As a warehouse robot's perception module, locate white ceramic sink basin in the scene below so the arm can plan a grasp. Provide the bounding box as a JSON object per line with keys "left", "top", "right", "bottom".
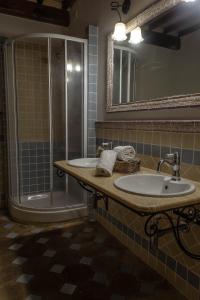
{"left": 114, "top": 174, "right": 195, "bottom": 197}
{"left": 68, "top": 158, "right": 99, "bottom": 168}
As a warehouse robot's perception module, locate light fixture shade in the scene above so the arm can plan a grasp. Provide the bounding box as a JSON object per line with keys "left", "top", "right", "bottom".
{"left": 112, "top": 22, "right": 127, "bottom": 41}
{"left": 129, "top": 27, "right": 144, "bottom": 44}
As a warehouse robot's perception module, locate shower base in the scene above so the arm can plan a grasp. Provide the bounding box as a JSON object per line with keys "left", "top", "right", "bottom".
{"left": 9, "top": 191, "right": 88, "bottom": 223}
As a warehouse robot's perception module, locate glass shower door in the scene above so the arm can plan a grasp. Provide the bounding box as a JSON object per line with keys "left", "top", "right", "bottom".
{"left": 51, "top": 38, "right": 86, "bottom": 209}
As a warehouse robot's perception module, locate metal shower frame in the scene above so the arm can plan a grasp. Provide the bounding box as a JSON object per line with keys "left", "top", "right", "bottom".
{"left": 4, "top": 33, "right": 88, "bottom": 207}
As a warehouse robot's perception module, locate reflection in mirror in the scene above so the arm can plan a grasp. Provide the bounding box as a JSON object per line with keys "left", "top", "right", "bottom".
{"left": 113, "top": 45, "right": 136, "bottom": 105}
{"left": 111, "top": 0, "right": 200, "bottom": 107}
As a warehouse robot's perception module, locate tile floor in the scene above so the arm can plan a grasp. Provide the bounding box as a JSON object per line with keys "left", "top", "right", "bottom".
{"left": 0, "top": 211, "right": 186, "bottom": 300}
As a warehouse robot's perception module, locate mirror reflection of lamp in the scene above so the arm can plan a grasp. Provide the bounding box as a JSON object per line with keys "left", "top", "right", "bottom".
{"left": 67, "top": 63, "right": 73, "bottom": 72}
{"left": 129, "top": 27, "right": 144, "bottom": 44}
{"left": 75, "top": 65, "right": 81, "bottom": 72}
{"left": 111, "top": 0, "right": 131, "bottom": 41}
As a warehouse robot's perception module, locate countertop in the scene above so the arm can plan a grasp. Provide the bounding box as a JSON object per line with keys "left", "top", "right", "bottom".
{"left": 54, "top": 160, "right": 200, "bottom": 214}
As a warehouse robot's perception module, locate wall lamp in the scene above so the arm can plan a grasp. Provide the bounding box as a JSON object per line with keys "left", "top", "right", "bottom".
{"left": 111, "top": 0, "right": 144, "bottom": 44}
{"left": 111, "top": 0, "right": 131, "bottom": 41}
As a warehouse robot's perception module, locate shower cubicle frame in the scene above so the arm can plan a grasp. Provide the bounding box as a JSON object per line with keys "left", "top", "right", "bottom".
{"left": 4, "top": 33, "right": 88, "bottom": 223}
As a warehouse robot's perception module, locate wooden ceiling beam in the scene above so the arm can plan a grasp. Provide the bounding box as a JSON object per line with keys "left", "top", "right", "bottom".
{"left": 142, "top": 29, "right": 181, "bottom": 50}
{"left": 0, "top": 0, "right": 73, "bottom": 27}
{"left": 179, "top": 23, "right": 200, "bottom": 37}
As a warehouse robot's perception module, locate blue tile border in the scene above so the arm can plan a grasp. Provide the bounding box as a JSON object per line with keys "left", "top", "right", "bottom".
{"left": 97, "top": 207, "right": 200, "bottom": 291}
{"left": 96, "top": 138, "right": 199, "bottom": 167}
{"left": 87, "top": 25, "right": 98, "bottom": 158}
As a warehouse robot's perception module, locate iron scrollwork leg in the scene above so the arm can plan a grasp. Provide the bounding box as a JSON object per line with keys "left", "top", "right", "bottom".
{"left": 56, "top": 169, "right": 65, "bottom": 178}
{"left": 144, "top": 206, "right": 200, "bottom": 260}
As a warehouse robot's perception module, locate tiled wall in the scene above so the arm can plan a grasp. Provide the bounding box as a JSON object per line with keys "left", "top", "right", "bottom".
{"left": 19, "top": 141, "right": 66, "bottom": 195}
{"left": 87, "top": 25, "right": 98, "bottom": 157}
{"left": 96, "top": 120, "right": 200, "bottom": 300}
{"left": 0, "top": 38, "right": 7, "bottom": 208}
{"left": 15, "top": 40, "right": 49, "bottom": 142}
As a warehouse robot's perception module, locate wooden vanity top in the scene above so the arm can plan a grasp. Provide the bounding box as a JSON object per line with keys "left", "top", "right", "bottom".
{"left": 54, "top": 160, "right": 200, "bottom": 214}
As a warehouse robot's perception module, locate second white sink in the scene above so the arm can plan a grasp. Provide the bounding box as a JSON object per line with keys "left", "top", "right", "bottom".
{"left": 68, "top": 158, "right": 99, "bottom": 168}
{"left": 114, "top": 173, "right": 195, "bottom": 197}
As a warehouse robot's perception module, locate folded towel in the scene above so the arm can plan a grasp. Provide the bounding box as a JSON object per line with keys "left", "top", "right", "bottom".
{"left": 113, "top": 146, "right": 136, "bottom": 162}
{"left": 95, "top": 150, "right": 117, "bottom": 177}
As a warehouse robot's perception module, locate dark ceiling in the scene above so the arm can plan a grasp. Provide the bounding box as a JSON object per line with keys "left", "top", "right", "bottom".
{"left": 141, "top": 1, "right": 200, "bottom": 50}
{"left": 0, "top": 0, "right": 77, "bottom": 27}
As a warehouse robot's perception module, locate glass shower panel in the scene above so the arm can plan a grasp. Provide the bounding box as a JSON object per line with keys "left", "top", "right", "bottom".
{"left": 67, "top": 40, "right": 86, "bottom": 208}
{"left": 51, "top": 39, "right": 86, "bottom": 208}
{"left": 67, "top": 40, "right": 85, "bottom": 207}
{"left": 51, "top": 38, "right": 67, "bottom": 207}
{"left": 14, "top": 38, "right": 50, "bottom": 207}
{"left": 5, "top": 43, "right": 19, "bottom": 203}
{"left": 67, "top": 40, "right": 84, "bottom": 160}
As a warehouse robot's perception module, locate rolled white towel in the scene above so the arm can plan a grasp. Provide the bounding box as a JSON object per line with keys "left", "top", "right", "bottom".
{"left": 113, "top": 146, "right": 136, "bottom": 162}
{"left": 95, "top": 150, "right": 117, "bottom": 177}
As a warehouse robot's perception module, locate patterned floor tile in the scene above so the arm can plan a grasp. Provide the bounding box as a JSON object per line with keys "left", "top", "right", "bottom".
{"left": 120, "top": 264, "right": 132, "bottom": 274}
{"left": 43, "top": 250, "right": 56, "bottom": 258}
{"left": 0, "top": 211, "right": 186, "bottom": 300}
{"left": 6, "top": 232, "right": 18, "bottom": 239}
{"left": 83, "top": 227, "right": 93, "bottom": 233}
{"left": 60, "top": 283, "right": 77, "bottom": 295}
{"left": 8, "top": 243, "right": 23, "bottom": 250}
{"left": 36, "top": 238, "right": 48, "bottom": 244}
{"left": 94, "top": 237, "right": 105, "bottom": 244}
{"left": 93, "top": 272, "right": 108, "bottom": 285}
{"left": 50, "top": 264, "right": 65, "bottom": 274}
{"left": 62, "top": 232, "right": 72, "bottom": 238}
{"left": 12, "top": 257, "right": 28, "bottom": 265}
{"left": 3, "top": 223, "right": 14, "bottom": 229}
{"left": 70, "top": 243, "right": 81, "bottom": 250}
{"left": 111, "top": 295, "right": 125, "bottom": 300}
{"left": 16, "top": 274, "right": 34, "bottom": 284}
{"left": 80, "top": 256, "right": 93, "bottom": 266}
{"left": 26, "top": 295, "right": 42, "bottom": 300}
{"left": 31, "top": 228, "right": 44, "bottom": 234}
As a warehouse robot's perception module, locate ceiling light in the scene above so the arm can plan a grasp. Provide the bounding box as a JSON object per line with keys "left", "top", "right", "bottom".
{"left": 182, "top": 0, "right": 195, "bottom": 2}
{"left": 112, "top": 22, "right": 127, "bottom": 41}
{"left": 129, "top": 27, "right": 144, "bottom": 44}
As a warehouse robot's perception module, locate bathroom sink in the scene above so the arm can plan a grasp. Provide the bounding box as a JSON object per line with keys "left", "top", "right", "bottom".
{"left": 68, "top": 158, "right": 99, "bottom": 168}
{"left": 114, "top": 174, "right": 195, "bottom": 197}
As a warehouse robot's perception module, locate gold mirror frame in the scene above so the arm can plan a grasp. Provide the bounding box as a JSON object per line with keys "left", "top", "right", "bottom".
{"left": 106, "top": 0, "right": 200, "bottom": 112}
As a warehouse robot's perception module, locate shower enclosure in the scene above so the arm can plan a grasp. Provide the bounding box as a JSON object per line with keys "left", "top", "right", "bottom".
{"left": 4, "top": 34, "right": 88, "bottom": 223}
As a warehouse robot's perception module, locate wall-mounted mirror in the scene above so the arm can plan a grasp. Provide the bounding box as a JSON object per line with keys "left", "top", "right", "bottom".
{"left": 107, "top": 0, "right": 200, "bottom": 112}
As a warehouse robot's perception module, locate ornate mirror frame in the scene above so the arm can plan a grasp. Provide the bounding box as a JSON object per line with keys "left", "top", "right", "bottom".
{"left": 107, "top": 0, "right": 200, "bottom": 112}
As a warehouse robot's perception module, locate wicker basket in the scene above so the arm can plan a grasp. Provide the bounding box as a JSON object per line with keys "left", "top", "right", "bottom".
{"left": 114, "top": 158, "right": 141, "bottom": 174}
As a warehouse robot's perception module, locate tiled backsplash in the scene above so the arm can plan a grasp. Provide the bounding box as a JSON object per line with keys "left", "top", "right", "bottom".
{"left": 96, "top": 121, "right": 200, "bottom": 182}
{"left": 96, "top": 120, "right": 200, "bottom": 300}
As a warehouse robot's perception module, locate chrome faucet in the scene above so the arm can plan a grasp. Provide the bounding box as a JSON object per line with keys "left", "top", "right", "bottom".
{"left": 157, "top": 152, "right": 181, "bottom": 181}
{"left": 96, "top": 142, "right": 113, "bottom": 157}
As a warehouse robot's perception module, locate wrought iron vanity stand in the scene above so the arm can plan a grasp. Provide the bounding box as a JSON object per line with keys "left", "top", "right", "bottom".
{"left": 56, "top": 168, "right": 200, "bottom": 260}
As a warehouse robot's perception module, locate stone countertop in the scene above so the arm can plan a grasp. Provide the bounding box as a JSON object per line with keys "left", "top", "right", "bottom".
{"left": 54, "top": 160, "right": 200, "bottom": 214}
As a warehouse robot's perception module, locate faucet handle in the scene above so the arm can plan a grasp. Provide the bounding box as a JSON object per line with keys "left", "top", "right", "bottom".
{"left": 101, "top": 142, "right": 112, "bottom": 150}
{"left": 165, "top": 152, "right": 180, "bottom": 162}
{"left": 165, "top": 153, "right": 174, "bottom": 159}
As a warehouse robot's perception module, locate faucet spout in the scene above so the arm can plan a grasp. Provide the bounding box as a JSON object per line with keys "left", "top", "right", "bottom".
{"left": 157, "top": 159, "right": 165, "bottom": 172}
{"left": 156, "top": 152, "right": 181, "bottom": 181}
